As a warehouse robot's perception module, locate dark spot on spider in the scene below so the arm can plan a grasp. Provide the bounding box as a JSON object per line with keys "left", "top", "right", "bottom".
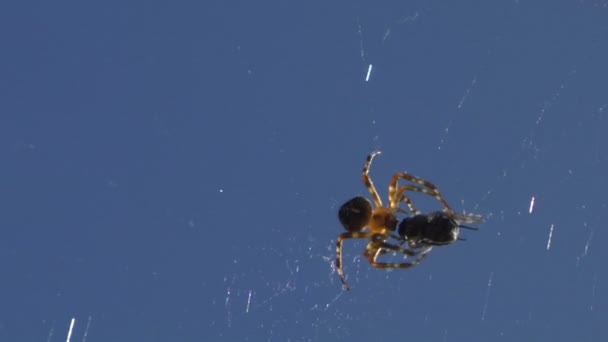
{"left": 398, "top": 211, "right": 459, "bottom": 246}
{"left": 338, "top": 196, "right": 372, "bottom": 232}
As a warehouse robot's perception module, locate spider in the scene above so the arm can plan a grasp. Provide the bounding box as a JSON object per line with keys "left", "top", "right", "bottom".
{"left": 335, "top": 151, "right": 481, "bottom": 290}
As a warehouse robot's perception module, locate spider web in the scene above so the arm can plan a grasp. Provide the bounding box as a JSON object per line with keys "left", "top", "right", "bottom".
{"left": 206, "top": 3, "right": 607, "bottom": 341}
{"left": 10, "top": 2, "right": 607, "bottom": 341}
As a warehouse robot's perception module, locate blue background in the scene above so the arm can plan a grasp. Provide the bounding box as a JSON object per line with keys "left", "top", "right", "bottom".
{"left": 1, "top": 1, "right": 607, "bottom": 341}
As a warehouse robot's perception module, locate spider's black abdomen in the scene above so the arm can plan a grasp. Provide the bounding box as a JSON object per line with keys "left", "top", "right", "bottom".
{"left": 398, "top": 211, "right": 459, "bottom": 246}
{"left": 397, "top": 214, "right": 428, "bottom": 239}
{"left": 338, "top": 196, "right": 372, "bottom": 232}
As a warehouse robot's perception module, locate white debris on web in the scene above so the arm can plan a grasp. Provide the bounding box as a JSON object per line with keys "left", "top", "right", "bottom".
{"left": 576, "top": 223, "right": 594, "bottom": 266}
{"left": 309, "top": 291, "right": 344, "bottom": 312}
{"left": 65, "top": 318, "right": 75, "bottom": 342}
{"left": 356, "top": 16, "right": 365, "bottom": 61}
{"left": 365, "top": 64, "right": 373, "bottom": 82}
{"left": 382, "top": 28, "right": 391, "bottom": 43}
{"left": 82, "top": 316, "right": 92, "bottom": 342}
{"left": 398, "top": 11, "right": 419, "bottom": 23}
{"left": 590, "top": 274, "right": 598, "bottom": 311}
{"left": 458, "top": 76, "right": 477, "bottom": 109}
{"left": 528, "top": 196, "right": 535, "bottom": 214}
{"left": 535, "top": 78, "right": 569, "bottom": 125}
{"left": 481, "top": 272, "right": 493, "bottom": 321}
{"left": 583, "top": 229, "right": 593, "bottom": 256}
{"left": 225, "top": 286, "right": 232, "bottom": 327}
{"left": 546, "top": 224, "right": 555, "bottom": 250}
{"left": 246, "top": 290, "right": 252, "bottom": 313}
{"left": 46, "top": 322, "right": 55, "bottom": 342}
{"left": 439, "top": 75, "right": 477, "bottom": 150}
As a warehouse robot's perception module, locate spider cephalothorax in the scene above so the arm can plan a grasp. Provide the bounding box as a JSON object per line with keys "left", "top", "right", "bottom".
{"left": 335, "top": 151, "right": 481, "bottom": 290}
{"left": 339, "top": 196, "right": 398, "bottom": 233}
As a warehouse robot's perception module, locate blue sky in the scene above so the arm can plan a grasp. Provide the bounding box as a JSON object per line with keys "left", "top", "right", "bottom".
{"left": 1, "top": 1, "right": 607, "bottom": 341}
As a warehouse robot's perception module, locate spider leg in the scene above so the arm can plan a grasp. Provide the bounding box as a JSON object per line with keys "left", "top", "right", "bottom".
{"left": 394, "top": 192, "right": 421, "bottom": 214}
{"left": 395, "top": 207, "right": 409, "bottom": 215}
{"left": 362, "top": 151, "right": 383, "bottom": 208}
{"left": 364, "top": 235, "right": 430, "bottom": 269}
{"left": 370, "top": 240, "right": 419, "bottom": 257}
{"left": 388, "top": 168, "right": 401, "bottom": 208}
{"left": 366, "top": 244, "right": 430, "bottom": 270}
{"left": 389, "top": 172, "right": 444, "bottom": 211}
{"left": 395, "top": 184, "right": 483, "bottom": 223}
{"left": 335, "top": 231, "right": 378, "bottom": 290}
{"left": 393, "top": 180, "right": 454, "bottom": 213}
